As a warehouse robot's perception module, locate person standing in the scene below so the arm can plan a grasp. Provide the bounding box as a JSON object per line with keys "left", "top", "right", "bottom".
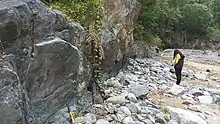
{"left": 172, "top": 49, "right": 185, "bottom": 85}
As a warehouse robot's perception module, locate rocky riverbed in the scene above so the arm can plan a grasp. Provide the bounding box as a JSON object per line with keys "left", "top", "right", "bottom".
{"left": 162, "top": 49, "right": 220, "bottom": 65}
{"left": 54, "top": 50, "right": 220, "bottom": 124}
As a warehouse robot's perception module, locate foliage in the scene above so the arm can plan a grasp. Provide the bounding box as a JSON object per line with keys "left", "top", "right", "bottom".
{"left": 110, "top": 121, "right": 122, "bottom": 124}
{"left": 182, "top": 3, "right": 213, "bottom": 35}
{"left": 41, "top": 0, "right": 105, "bottom": 36}
{"left": 209, "top": 0, "right": 220, "bottom": 27}
{"left": 73, "top": 110, "right": 83, "bottom": 119}
{"left": 135, "top": 0, "right": 220, "bottom": 49}
{"left": 159, "top": 103, "right": 170, "bottom": 122}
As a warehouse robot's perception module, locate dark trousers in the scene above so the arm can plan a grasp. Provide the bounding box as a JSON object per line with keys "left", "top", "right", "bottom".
{"left": 174, "top": 67, "right": 182, "bottom": 85}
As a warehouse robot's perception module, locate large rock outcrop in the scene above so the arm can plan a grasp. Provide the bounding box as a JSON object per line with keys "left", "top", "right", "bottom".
{"left": 0, "top": 0, "right": 141, "bottom": 123}
{"left": 0, "top": 55, "right": 23, "bottom": 124}
{"left": 26, "top": 38, "right": 81, "bottom": 123}
{"left": 0, "top": 0, "right": 90, "bottom": 123}
{"left": 101, "top": 0, "right": 140, "bottom": 76}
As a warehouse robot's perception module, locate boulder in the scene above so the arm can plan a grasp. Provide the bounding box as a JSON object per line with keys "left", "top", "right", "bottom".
{"left": 116, "top": 111, "right": 127, "bottom": 122}
{"left": 168, "top": 85, "right": 186, "bottom": 95}
{"left": 106, "top": 95, "right": 127, "bottom": 105}
{"left": 191, "top": 89, "right": 204, "bottom": 96}
{"left": 167, "top": 106, "right": 207, "bottom": 124}
{"left": 126, "top": 73, "right": 138, "bottom": 82}
{"left": 182, "top": 69, "right": 189, "bottom": 77}
{"left": 26, "top": 38, "right": 81, "bottom": 122}
{"left": 119, "top": 106, "right": 132, "bottom": 116}
{"left": 129, "top": 84, "right": 149, "bottom": 98}
{"left": 155, "top": 113, "right": 167, "bottom": 124}
{"left": 115, "top": 106, "right": 132, "bottom": 122}
{"left": 105, "top": 104, "right": 117, "bottom": 114}
{"left": 84, "top": 113, "right": 97, "bottom": 123}
{"left": 96, "top": 119, "right": 109, "bottom": 124}
{"left": 126, "top": 103, "right": 138, "bottom": 113}
{"left": 198, "top": 95, "right": 213, "bottom": 104}
{"left": 122, "top": 116, "right": 135, "bottom": 124}
{"left": 75, "top": 117, "right": 92, "bottom": 124}
{"left": 106, "top": 78, "right": 123, "bottom": 88}
{"left": 127, "top": 93, "right": 138, "bottom": 103}
{"left": 182, "top": 100, "right": 195, "bottom": 105}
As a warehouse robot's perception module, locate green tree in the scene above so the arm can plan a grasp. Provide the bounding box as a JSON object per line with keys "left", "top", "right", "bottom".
{"left": 134, "top": 0, "right": 218, "bottom": 49}
{"left": 41, "top": 0, "right": 105, "bottom": 31}
{"left": 181, "top": 3, "right": 213, "bottom": 35}
{"left": 135, "top": 0, "right": 182, "bottom": 48}
{"left": 209, "top": 0, "right": 220, "bottom": 27}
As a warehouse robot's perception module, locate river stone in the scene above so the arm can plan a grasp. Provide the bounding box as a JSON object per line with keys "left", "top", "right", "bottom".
{"left": 96, "top": 119, "right": 109, "bottom": 124}
{"left": 129, "top": 84, "right": 149, "bottom": 98}
{"left": 198, "top": 95, "right": 213, "bottom": 104}
{"left": 167, "top": 106, "right": 207, "bottom": 124}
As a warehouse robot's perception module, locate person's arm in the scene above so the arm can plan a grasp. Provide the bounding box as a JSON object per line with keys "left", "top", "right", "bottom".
{"left": 172, "top": 54, "right": 181, "bottom": 65}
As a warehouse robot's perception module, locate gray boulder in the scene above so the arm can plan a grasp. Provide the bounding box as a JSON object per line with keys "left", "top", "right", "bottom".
{"left": 119, "top": 106, "right": 132, "bottom": 116}
{"left": 167, "top": 106, "right": 207, "bottom": 124}
{"left": 26, "top": 38, "right": 80, "bottom": 122}
{"left": 126, "top": 103, "right": 138, "bottom": 113}
{"left": 106, "top": 95, "right": 127, "bottom": 105}
{"left": 96, "top": 119, "right": 109, "bottom": 124}
{"left": 129, "top": 84, "right": 149, "bottom": 98}
{"left": 106, "top": 78, "right": 123, "bottom": 88}
{"left": 122, "top": 116, "right": 135, "bottom": 124}
{"left": 127, "top": 93, "right": 138, "bottom": 103}
{"left": 168, "top": 85, "right": 186, "bottom": 95}
{"left": 84, "top": 113, "right": 97, "bottom": 123}
{"left": 198, "top": 95, "right": 213, "bottom": 104}
{"left": 75, "top": 117, "right": 92, "bottom": 124}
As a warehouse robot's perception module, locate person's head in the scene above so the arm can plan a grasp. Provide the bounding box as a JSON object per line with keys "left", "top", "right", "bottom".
{"left": 173, "top": 49, "right": 184, "bottom": 58}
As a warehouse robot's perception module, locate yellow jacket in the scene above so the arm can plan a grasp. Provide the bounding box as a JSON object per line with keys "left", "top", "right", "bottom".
{"left": 172, "top": 54, "right": 181, "bottom": 65}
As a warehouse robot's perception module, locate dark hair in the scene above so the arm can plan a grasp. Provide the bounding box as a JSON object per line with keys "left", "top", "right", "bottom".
{"left": 173, "top": 49, "right": 184, "bottom": 59}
